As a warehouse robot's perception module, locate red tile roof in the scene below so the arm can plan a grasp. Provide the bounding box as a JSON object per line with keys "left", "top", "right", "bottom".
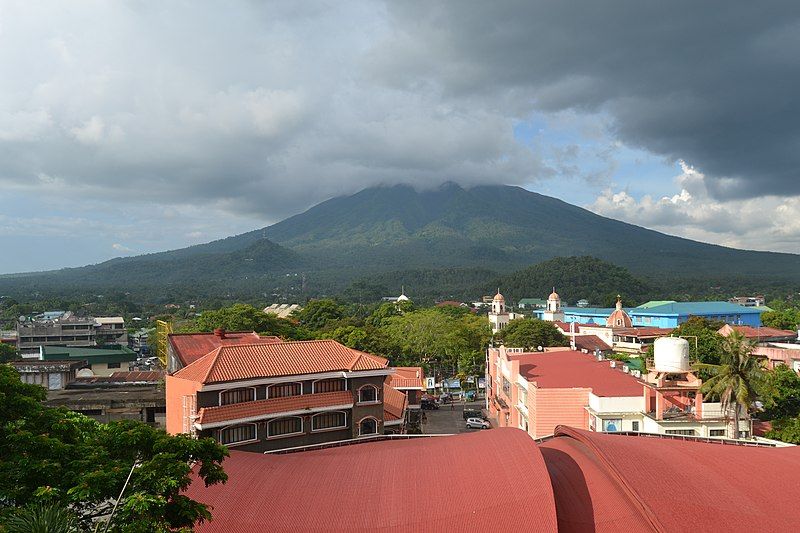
{"left": 516, "top": 350, "right": 643, "bottom": 396}
{"left": 383, "top": 384, "right": 407, "bottom": 422}
{"left": 173, "top": 339, "right": 389, "bottom": 384}
{"left": 573, "top": 335, "right": 612, "bottom": 353}
{"left": 720, "top": 324, "right": 796, "bottom": 339}
{"left": 169, "top": 331, "right": 282, "bottom": 366}
{"left": 184, "top": 429, "right": 558, "bottom": 532}
{"left": 196, "top": 391, "right": 353, "bottom": 427}
{"left": 388, "top": 366, "right": 426, "bottom": 389}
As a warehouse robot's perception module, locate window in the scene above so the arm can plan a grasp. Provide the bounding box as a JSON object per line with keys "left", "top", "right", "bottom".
{"left": 502, "top": 377, "right": 512, "bottom": 397}
{"left": 631, "top": 421, "right": 639, "bottom": 432}
{"left": 220, "top": 387, "right": 255, "bottom": 406}
{"left": 313, "top": 378, "right": 346, "bottom": 394}
{"left": 268, "top": 382, "right": 302, "bottom": 399}
{"left": 312, "top": 411, "right": 347, "bottom": 431}
{"left": 219, "top": 424, "right": 257, "bottom": 445}
{"left": 665, "top": 429, "right": 695, "bottom": 436}
{"left": 710, "top": 429, "right": 726, "bottom": 437}
{"left": 107, "top": 362, "right": 121, "bottom": 369}
{"left": 359, "top": 417, "right": 378, "bottom": 436}
{"left": 358, "top": 385, "right": 378, "bottom": 403}
{"left": 602, "top": 419, "right": 622, "bottom": 432}
{"left": 268, "top": 417, "right": 303, "bottom": 437}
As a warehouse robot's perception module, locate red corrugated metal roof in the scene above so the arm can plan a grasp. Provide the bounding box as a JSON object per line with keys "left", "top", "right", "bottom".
{"left": 184, "top": 428, "right": 558, "bottom": 532}
{"left": 544, "top": 426, "right": 800, "bottom": 531}
{"left": 173, "top": 339, "right": 389, "bottom": 384}
{"left": 197, "top": 391, "right": 353, "bottom": 426}
{"left": 516, "top": 350, "right": 643, "bottom": 397}
{"left": 169, "top": 331, "right": 282, "bottom": 366}
{"left": 382, "top": 384, "right": 407, "bottom": 421}
{"left": 724, "top": 325, "right": 796, "bottom": 339}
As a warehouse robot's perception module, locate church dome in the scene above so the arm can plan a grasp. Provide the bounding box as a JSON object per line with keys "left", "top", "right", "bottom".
{"left": 494, "top": 291, "right": 505, "bottom": 302}
{"left": 548, "top": 290, "right": 560, "bottom": 300}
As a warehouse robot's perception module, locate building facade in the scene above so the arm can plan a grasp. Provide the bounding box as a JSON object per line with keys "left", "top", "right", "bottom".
{"left": 166, "top": 339, "right": 406, "bottom": 452}
{"left": 39, "top": 344, "right": 138, "bottom": 377}
{"left": 486, "top": 344, "right": 746, "bottom": 440}
{"left": 16, "top": 312, "right": 126, "bottom": 355}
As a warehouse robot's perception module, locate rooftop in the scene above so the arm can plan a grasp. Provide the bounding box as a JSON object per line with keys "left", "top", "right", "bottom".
{"left": 168, "top": 331, "right": 282, "bottom": 367}
{"left": 613, "top": 326, "right": 675, "bottom": 337}
{"left": 182, "top": 426, "right": 800, "bottom": 532}
{"left": 573, "top": 335, "right": 612, "bottom": 353}
{"left": 388, "top": 366, "right": 425, "bottom": 390}
{"left": 630, "top": 301, "right": 765, "bottom": 316}
{"left": 383, "top": 383, "right": 407, "bottom": 422}
{"left": 512, "top": 350, "right": 643, "bottom": 397}
{"left": 719, "top": 324, "right": 796, "bottom": 339}
{"left": 40, "top": 345, "right": 137, "bottom": 364}
{"left": 172, "top": 339, "right": 389, "bottom": 384}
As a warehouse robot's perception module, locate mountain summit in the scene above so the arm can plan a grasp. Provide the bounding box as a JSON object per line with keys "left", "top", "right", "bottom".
{"left": 2, "top": 183, "right": 798, "bottom": 299}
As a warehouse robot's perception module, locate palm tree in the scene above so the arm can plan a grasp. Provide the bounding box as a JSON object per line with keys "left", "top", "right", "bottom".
{"left": 695, "top": 331, "right": 765, "bottom": 439}
{"left": 4, "top": 503, "right": 80, "bottom": 533}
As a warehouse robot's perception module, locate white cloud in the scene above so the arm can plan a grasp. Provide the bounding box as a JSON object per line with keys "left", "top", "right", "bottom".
{"left": 589, "top": 161, "right": 800, "bottom": 252}
{"left": 111, "top": 243, "right": 132, "bottom": 253}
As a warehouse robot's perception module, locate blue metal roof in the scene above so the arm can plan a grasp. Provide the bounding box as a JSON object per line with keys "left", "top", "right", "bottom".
{"left": 560, "top": 307, "right": 617, "bottom": 315}
{"left": 629, "top": 301, "right": 764, "bottom": 316}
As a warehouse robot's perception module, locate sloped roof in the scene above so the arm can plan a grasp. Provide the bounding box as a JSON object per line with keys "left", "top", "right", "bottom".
{"left": 719, "top": 324, "right": 796, "bottom": 339}
{"left": 515, "top": 350, "right": 643, "bottom": 397}
{"left": 40, "top": 345, "right": 137, "bottom": 364}
{"left": 613, "top": 327, "right": 675, "bottom": 337}
{"left": 383, "top": 384, "right": 407, "bottom": 422}
{"left": 630, "top": 301, "right": 764, "bottom": 316}
{"left": 173, "top": 339, "right": 389, "bottom": 384}
{"left": 169, "top": 331, "right": 282, "bottom": 367}
{"left": 182, "top": 426, "right": 800, "bottom": 532}
{"left": 388, "top": 366, "right": 425, "bottom": 389}
{"left": 635, "top": 300, "right": 677, "bottom": 309}
{"left": 184, "top": 429, "right": 558, "bottom": 532}
{"left": 196, "top": 391, "right": 353, "bottom": 427}
{"left": 573, "top": 335, "right": 612, "bottom": 353}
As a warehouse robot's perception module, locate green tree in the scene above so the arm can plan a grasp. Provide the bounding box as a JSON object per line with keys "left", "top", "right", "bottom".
{"left": 761, "top": 309, "right": 800, "bottom": 330}
{"left": 758, "top": 365, "right": 800, "bottom": 420}
{"left": 0, "top": 342, "right": 18, "bottom": 362}
{"left": 0, "top": 365, "right": 228, "bottom": 531}
{"left": 193, "top": 303, "right": 289, "bottom": 336}
{"left": 695, "top": 331, "right": 765, "bottom": 438}
{"left": 293, "top": 299, "right": 345, "bottom": 331}
{"left": 671, "top": 316, "right": 724, "bottom": 366}
{"left": 4, "top": 502, "right": 80, "bottom": 533}
{"left": 498, "top": 319, "right": 569, "bottom": 350}
{"left": 766, "top": 416, "right": 800, "bottom": 444}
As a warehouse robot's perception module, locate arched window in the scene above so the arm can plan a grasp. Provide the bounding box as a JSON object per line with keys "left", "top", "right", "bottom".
{"left": 359, "top": 417, "right": 378, "bottom": 436}
{"left": 218, "top": 423, "right": 257, "bottom": 446}
{"left": 219, "top": 387, "right": 256, "bottom": 406}
{"left": 267, "top": 416, "right": 303, "bottom": 438}
{"left": 358, "top": 385, "right": 379, "bottom": 404}
{"left": 267, "top": 382, "right": 302, "bottom": 399}
{"left": 312, "top": 411, "right": 347, "bottom": 431}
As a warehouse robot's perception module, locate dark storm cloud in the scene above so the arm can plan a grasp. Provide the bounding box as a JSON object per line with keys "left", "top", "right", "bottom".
{"left": 373, "top": 1, "right": 800, "bottom": 199}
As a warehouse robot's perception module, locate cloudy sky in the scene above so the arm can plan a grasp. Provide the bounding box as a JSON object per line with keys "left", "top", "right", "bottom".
{"left": 1, "top": 1, "right": 799, "bottom": 273}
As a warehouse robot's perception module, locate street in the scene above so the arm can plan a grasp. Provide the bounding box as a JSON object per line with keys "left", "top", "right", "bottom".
{"left": 420, "top": 400, "right": 491, "bottom": 435}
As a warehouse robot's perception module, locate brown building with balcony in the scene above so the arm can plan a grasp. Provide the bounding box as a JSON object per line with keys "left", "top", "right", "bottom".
{"left": 165, "top": 339, "right": 406, "bottom": 452}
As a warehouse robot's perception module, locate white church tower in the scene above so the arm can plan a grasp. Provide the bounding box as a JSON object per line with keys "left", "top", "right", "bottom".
{"left": 542, "top": 288, "right": 564, "bottom": 322}
{"left": 488, "top": 290, "right": 510, "bottom": 333}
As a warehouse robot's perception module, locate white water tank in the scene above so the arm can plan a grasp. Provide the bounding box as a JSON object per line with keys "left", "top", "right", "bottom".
{"left": 653, "top": 337, "right": 690, "bottom": 372}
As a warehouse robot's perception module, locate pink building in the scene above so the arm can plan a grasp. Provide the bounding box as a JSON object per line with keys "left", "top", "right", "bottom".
{"left": 487, "top": 343, "right": 746, "bottom": 439}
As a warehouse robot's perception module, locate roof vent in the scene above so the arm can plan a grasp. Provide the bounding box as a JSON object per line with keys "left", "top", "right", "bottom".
{"left": 214, "top": 328, "right": 226, "bottom": 339}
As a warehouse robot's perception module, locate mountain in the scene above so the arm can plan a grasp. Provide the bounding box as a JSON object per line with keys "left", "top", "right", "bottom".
{"left": 2, "top": 183, "right": 800, "bottom": 301}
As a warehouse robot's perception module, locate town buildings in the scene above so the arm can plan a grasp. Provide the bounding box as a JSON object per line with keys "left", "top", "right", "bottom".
{"left": 532, "top": 292, "right": 765, "bottom": 327}
{"left": 729, "top": 295, "right": 766, "bottom": 307}
{"left": 486, "top": 338, "right": 747, "bottom": 439}
{"left": 39, "top": 344, "right": 138, "bottom": 377}
{"left": 15, "top": 311, "right": 127, "bottom": 355}
{"left": 165, "top": 338, "right": 407, "bottom": 452}
{"left": 181, "top": 427, "right": 800, "bottom": 532}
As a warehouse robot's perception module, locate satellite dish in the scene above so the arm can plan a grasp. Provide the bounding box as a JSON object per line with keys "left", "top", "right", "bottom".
{"left": 537, "top": 345, "right": 543, "bottom": 352}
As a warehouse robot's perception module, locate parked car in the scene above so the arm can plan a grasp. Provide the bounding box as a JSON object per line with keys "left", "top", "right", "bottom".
{"left": 463, "top": 409, "right": 485, "bottom": 421}
{"left": 421, "top": 399, "right": 439, "bottom": 410}
{"left": 466, "top": 417, "right": 491, "bottom": 429}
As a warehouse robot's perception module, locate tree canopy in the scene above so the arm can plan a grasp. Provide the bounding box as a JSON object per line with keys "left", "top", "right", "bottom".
{"left": 0, "top": 365, "right": 228, "bottom": 532}
{"left": 193, "top": 303, "right": 293, "bottom": 337}
{"left": 497, "top": 319, "right": 569, "bottom": 351}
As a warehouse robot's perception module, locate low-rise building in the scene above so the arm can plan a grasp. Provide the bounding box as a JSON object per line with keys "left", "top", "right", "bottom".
{"left": 94, "top": 316, "right": 128, "bottom": 345}
{"left": 486, "top": 338, "right": 746, "bottom": 440}
{"left": 263, "top": 303, "right": 303, "bottom": 318}
{"left": 165, "top": 339, "right": 405, "bottom": 452}
{"left": 39, "top": 345, "right": 138, "bottom": 377}
{"left": 10, "top": 359, "right": 85, "bottom": 390}
{"left": 16, "top": 312, "right": 98, "bottom": 355}
{"left": 718, "top": 324, "right": 797, "bottom": 344}
{"left": 167, "top": 329, "right": 282, "bottom": 373}
{"left": 729, "top": 295, "right": 766, "bottom": 307}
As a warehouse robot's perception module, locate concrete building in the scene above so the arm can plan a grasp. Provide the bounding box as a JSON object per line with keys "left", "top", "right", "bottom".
{"left": 730, "top": 295, "right": 766, "bottom": 307}
{"left": 39, "top": 345, "right": 138, "bottom": 377}
{"left": 10, "top": 360, "right": 85, "bottom": 390}
{"left": 534, "top": 295, "right": 766, "bottom": 328}
{"left": 165, "top": 339, "right": 407, "bottom": 452}
{"left": 718, "top": 324, "right": 797, "bottom": 344}
{"left": 517, "top": 298, "right": 547, "bottom": 309}
{"left": 486, "top": 339, "right": 746, "bottom": 440}
{"left": 487, "top": 291, "right": 522, "bottom": 333}
{"left": 15, "top": 312, "right": 126, "bottom": 356}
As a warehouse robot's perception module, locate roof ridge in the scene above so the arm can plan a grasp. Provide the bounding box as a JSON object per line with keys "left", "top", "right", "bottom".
{"left": 553, "top": 426, "right": 665, "bottom": 532}
{"left": 202, "top": 346, "right": 225, "bottom": 383}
